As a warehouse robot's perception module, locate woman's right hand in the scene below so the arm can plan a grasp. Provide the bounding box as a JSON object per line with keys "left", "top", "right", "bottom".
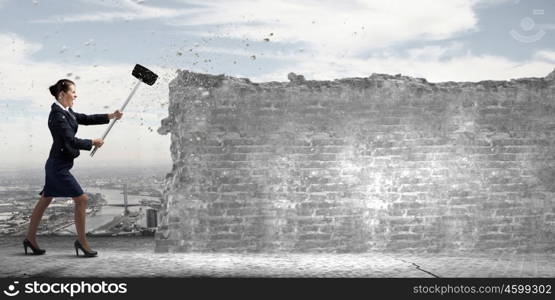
{"left": 92, "top": 138, "right": 104, "bottom": 148}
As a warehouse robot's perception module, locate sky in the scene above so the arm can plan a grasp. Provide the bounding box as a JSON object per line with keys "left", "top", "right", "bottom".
{"left": 0, "top": 0, "right": 553, "bottom": 171}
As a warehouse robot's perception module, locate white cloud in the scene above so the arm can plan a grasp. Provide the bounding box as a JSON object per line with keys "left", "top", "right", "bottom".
{"left": 472, "top": 0, "right": 514, "bottom": 7}
{"left": 31, "top": 0, "right": 197, "bottom": 23}
{"left": 30, "top": 0, "right": 485, "bottom": 56}
{"left": 0, "top": 33, "right": 172, "bottom": 169}
{"left": 192, "top": 45, "right": 307, "bottom": 61}
{"left": 406, "top": 42, "right": 465, "bottom": 61}
{"left": 535, "top": 50, "right": 555, "bottom": 62}
{"left": 195, "top": 41, "right": 553, "bottom": 83}
{"left": 250, "top": 47, "right": 555, "bottom": 83}
{"left": 0, "top": 32, "right": 42, "bottom": 61}
{"left": 169, "top": 0, "right": 480, "bottom": 56}
{"left": 185, "top": 39, "right": 553, "bottom": 83}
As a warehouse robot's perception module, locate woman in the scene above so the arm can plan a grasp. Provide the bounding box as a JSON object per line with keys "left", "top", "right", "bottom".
{"left": 23, "top": 79, "right": 123, "bottom": 257}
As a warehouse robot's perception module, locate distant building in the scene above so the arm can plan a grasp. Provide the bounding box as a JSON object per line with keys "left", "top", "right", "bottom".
{"left": 123, "top": 184, "right": 129, "bottom": 215}
{"left": 146, "top": 209, "right": 157, "bottom": 228}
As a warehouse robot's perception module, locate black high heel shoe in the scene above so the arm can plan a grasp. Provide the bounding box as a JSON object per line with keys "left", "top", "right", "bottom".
{"left": 23, "top": 238, "right": 46, "bottom": 255}
{"left": 74, "top": 240, "right": 97, "bottom": 257}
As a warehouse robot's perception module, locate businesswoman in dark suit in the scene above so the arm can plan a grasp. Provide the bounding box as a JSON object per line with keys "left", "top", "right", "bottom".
{"left": 24, "top": 79, "right": 123, "bottom": 257}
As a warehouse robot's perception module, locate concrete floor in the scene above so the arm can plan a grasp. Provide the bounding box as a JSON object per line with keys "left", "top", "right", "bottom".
{"left": 1, "top": 236, "right": 553, "bottom": 278}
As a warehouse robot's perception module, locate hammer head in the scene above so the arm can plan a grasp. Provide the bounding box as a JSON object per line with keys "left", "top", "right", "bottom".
{"left": 132, "top": 64, "right": 158, "bottom": 86}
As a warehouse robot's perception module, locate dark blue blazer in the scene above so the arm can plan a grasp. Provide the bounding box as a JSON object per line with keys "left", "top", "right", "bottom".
{"left": 48, "top": 103, "right": 109, "bottom": 161}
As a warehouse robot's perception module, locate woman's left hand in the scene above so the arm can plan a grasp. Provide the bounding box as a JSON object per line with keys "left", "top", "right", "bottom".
{"left": 110, "top": 109, "right": 123, "bottom": 120}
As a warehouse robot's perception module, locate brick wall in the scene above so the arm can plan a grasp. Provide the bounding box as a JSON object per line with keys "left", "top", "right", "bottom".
{"left": 155, "top": 70, "right": 555, "bottom": 253}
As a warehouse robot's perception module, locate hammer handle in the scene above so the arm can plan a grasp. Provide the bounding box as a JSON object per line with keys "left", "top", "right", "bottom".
{"left": 91, "top": 79, "right": 142, "bottom": 157}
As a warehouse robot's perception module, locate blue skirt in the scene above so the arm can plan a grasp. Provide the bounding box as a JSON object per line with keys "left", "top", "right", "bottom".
{"left": 39, "top": 157, "right": 84, "bottom": 197}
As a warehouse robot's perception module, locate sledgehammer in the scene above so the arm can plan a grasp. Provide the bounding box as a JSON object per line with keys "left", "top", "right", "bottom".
{"left": 90, "top": 64, "right": 158, "bottom": 157}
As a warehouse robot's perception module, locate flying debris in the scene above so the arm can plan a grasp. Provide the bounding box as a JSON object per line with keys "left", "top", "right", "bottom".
{"left": 263, "top": 38, "right": 270, "bottom": 42}
{"left": 66, "top": 73, "right": 72, "bottom": 77}
{"left": 250, "top": 55, "right": 256, "bottom": 60}
{"left": 103, "top": 105, "right": 109, "bottom": 109}
{"left": 176, "top": 51, "right": 182, "bottom": 56}
{"left": 32, "top": 0, "right": 39, "bottom": 5}
{"left": 59, "top": 45, "right": 68, "bottom": 53}
{"left": 84, "top": 39, "right": 94, "bottom": 46}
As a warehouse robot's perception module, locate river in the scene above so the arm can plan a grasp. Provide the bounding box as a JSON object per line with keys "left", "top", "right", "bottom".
{"left": 66, "top": 187, "right": 161, "bottom": 233}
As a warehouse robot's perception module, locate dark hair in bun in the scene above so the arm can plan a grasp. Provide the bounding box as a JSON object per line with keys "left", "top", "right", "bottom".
{"left": 49, "top": 79, "right": 75, "bottom": 99}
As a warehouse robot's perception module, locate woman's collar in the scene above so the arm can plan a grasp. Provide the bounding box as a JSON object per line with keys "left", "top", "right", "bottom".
{"left": 53, "top": 100, "right": 69, "bottom": 112}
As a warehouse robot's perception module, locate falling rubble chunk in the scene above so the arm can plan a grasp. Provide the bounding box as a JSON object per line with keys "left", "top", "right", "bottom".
{"left": 287, "top": 72, "right": 306, "bottom": 83}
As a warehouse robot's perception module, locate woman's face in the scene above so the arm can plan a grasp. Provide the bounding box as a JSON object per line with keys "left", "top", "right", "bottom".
{"left": 59, "top": 84, "right": 77, "bottom": 107}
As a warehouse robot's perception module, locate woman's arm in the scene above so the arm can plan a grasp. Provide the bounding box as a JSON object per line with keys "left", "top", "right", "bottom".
{"left": 72, "top": 111, "right": 109, "bottom": 126}
{"left": 73, "top": 109, "right": 122, "bottom": 125}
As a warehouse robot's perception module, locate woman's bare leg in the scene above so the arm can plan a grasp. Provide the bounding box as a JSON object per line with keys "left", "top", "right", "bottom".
{"left": 73, "top": 194, "right": 93, "bottom": 251}
{"left": 25, "top": 196, "right": 53, "bottom": 247}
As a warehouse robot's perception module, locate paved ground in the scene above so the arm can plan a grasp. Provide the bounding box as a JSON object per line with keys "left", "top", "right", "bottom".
{"left": 1, "top": 236, "right": 553, "bottom": 278}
